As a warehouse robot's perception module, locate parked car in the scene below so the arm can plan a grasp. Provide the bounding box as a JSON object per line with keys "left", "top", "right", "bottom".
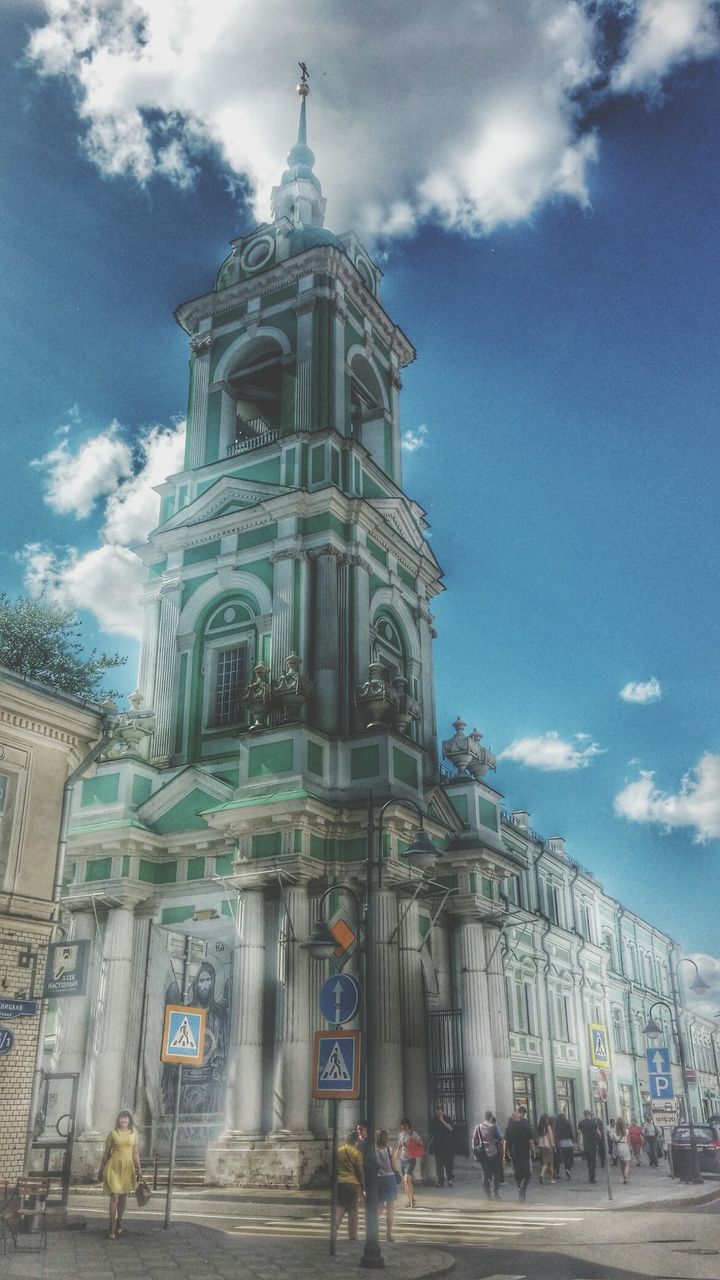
{"left": 670, "top": 1123, "right": 720, "bottom": 1179}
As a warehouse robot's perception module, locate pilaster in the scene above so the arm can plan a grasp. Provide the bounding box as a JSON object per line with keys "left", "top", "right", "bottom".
{"left": 455, "top": 915, "right": 495, "bottom": 1125}
{"left": 151, "top": 579, "right": 182, "bottom": 764}
{"left": 372, "top": 888, "right": 404, "bottom": 1130}
{"left": 398, "top": 896, "right": 428, "bottom": 1125}
{"left": 188, "top": 336, "right": 213, "bottom": 469}
{"left": 311, "top": 546, "right": 342, "bottom": 735}
{"left": 485, "top": 926, "right": 514, "bottom": 1124}
{"left": 272, "top": 882, "right": 312, "bottom": 1137}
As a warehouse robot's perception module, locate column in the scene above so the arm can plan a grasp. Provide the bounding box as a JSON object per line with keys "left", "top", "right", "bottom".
{"left": 332, "top": 297, "right": 348, "bottom": 432}
{"left": 312, "top": 547, "right": 341, "bottom": 735}
{"left": 53, "top": 910, "right": 96, "bottom": 1125}
{"left": 224, "top": 888, "right": 266, "bottom": 1137}
{"left": 136, "top": 590, "right": 161, "bottom": 709}
{"left": 87, "top": 905, "right": 136, "bottom": 1134}
{"left": 485, "top": 927, "right": 514, "bottom": 1125}
{"left": 351, "top": 554, "right": 371, "bottom": 729}
{"left": 218, "top": 387, "right": 238, "bottom": 457}
{"left": 294, "top": 295, "right": 314, "bottom": 430}
{"left": 389, "top": 365, "right": 403, "bottom": 482}
{"left": 270, "top": 551, "right": 295, "bottom": 679}
{"left": 151, "top": 578, "right": 182, "bottom": 765}
{"left": 373, "top": 888, "right": 404, "bottom": 1130}
{"left": 272, "top": 883, "right": 312, "bottom": 1137}
{"left": 416, "top": 599, "right": 438, "bottom": 779}
{"left": 456, "top": 918, "right": 496, "bottom": 1126}
{"left": 398, "top": 897, "right": 428, "bottom": 1126}
{"left": 187, "top": 336, "right": 212, "bottom": 469}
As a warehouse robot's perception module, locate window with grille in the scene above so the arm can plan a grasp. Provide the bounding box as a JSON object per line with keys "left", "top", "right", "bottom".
{"left": 213, "top": 645, "right": 248, "bottom": 727}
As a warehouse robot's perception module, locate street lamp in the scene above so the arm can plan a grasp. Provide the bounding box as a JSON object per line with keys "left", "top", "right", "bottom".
{"left": 643, "top": 956, "right": 712, "bottom": 1185}
{"left": 302, "top": 796, "right": 442, "bottom": 1270}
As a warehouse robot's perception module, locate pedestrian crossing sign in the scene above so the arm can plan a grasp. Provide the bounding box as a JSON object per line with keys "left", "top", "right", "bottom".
{"left": 588, "top": 1021, "right": 611, "bottom": 1069}
{"left": 311, "top": 1029, "right": 361, "bottom": 1099}
{"left": 160, "top": 1004, "right": 206, "bottom": 1066}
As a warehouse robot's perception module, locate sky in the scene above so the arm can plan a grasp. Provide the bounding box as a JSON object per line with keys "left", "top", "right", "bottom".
{"left": 0, "top": 1, "right": 719, "bottom": 990}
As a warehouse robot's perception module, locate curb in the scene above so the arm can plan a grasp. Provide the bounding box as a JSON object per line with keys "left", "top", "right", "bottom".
{"left": 614, "top": 1183, "right": 720, "bottom": 1212}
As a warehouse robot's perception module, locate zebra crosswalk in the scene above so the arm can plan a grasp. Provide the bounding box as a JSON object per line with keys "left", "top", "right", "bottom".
{"left": 227, "top": 1202, "right": 584, "bottom": 1247}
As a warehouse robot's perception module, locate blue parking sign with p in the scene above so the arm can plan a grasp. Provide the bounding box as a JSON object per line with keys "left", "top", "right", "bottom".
{"left": 646, "top": 1046, "right": 674, "bottom": 1099}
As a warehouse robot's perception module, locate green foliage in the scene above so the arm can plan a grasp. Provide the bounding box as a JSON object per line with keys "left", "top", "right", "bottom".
{"left": 0, "top": 595, "right": 127, "bottom": 702}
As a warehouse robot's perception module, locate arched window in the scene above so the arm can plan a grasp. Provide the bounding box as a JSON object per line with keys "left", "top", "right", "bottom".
{"left": 224, "top": 336, "right": 284, "bottom": 447}
{"left": 603, "top": 930, "right": 618, "bottom": 972}
{"left": 372, "top": 612, "right": 405, "bottom": 681}
{"left": 202, "top": 599, "right": 257, "bottom": 729}
{"left": 612, "top": 1005, "right": 626, "bottom": 1053}
{"left": 349, "top": 353, "right": 389, "bottom": 474}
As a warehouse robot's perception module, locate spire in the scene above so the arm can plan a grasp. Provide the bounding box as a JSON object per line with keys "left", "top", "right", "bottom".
{"left": 271, "top": 65, "right": 326, "bottom": 229}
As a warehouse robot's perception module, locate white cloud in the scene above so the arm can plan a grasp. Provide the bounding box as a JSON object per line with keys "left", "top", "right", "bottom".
{"left": 22, "top": 0, "right": 710, "bottom": 243}
{"left": 613, "top": 0, "right": 720, "bottom": 93}
{"left": 401, "top": 424, "right": 429, "bottom": 454}
{"left": 499, "top": 730, "right": 603, "bottom": 771}
{"left": 614, "top": 754, "right": 720, "bottom": 842}
{"left": 31, "top": 421, "right": 133, "bottom": 518}
{"left": 24, "top": 418, "right": 186, "bottom": 638}
{"left": 620, "top": 676, "right": 662, "bottom": 704}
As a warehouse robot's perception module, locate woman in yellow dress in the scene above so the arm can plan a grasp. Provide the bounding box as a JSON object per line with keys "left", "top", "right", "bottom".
{"left": 98, "top": 1110, "right": 143, "bottom": 1238}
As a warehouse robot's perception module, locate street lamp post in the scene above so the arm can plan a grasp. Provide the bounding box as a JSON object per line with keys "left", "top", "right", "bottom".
{"left": 643, "top": 958, "right": 711, "bottom": 1185}
{"left": 302, "top": 796, "right": 441, "bottom": 1270}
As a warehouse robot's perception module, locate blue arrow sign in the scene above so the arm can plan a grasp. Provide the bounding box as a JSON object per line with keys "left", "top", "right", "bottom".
{"left": 319, "top": 974, "right": 360, "bottom": 1026}
{"left": 646, "top": 1047, "right": 670, "bottom": 1076}
{"left": 0, "top": 1027, "right": 15, "bottom": 1057}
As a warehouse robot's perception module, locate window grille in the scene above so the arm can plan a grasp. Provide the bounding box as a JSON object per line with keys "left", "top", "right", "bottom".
{"left": 213, "top": 645, "right": 248, "bottom": 726}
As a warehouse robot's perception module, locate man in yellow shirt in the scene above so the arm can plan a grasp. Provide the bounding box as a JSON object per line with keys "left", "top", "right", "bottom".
{"left": 336, "top": 1131, "right": 366, "bottom": 1240}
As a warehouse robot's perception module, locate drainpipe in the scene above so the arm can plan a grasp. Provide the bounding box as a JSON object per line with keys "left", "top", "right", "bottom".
{"left": 539, "top": 919, "right": 557, "bottom": 1113}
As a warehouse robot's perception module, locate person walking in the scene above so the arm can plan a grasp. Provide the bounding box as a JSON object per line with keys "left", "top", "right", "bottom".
{"left": 606, "top": 1118, "right": 618, "bottom": 1165}
{"left": 375, "top": 1129, "right": 398, "bottom": 1243}
{"left": 394, "top": 1118, "right": 423, "bottom": 1208}
{"left": 429, "top": 1105, "right": 455, "bottom": 1187}
{"left": 335, "top": 1131, "right": 365, "bottom": 1240}
{"left": 536, "top": 1115, "right": 556, "bottom": 1184}
{"left": 97, "top": 1110, "right": 143, "bottom": 1239}
{"left": 628, "top": 1118, "right": 643, "bottom": 1165}
{"left": 577, "top": 1110, "right": 601, "bottom": 1184}
{"left": 503, "top": 1109, "right": 536, "bottom": 1201}
{"left": 473, "top": 1110, "right": 504, "bottom": 1198}
{"left": 642, "top": 1113, "right": 661, "bottom": 1168}
{"left": 615, "top": 1118, "right": 632, "bottom": 1184}
{"left": 554, "top": 1112, "right": 575, "bottom": 1179}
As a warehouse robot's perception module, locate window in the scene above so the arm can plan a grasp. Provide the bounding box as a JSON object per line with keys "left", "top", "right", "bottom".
{"left": 618, "top": 1083, "right": 633, "bottom": 1124}
{"left": 612, "top": 1006, "right": 626, "bottom": 1053}
{"left": 512, "top": 1073, "right": 537, "bottom": 1130}
{"left": 626, "top": 944, "right": 637, "bottom": 981}
{"left": 643, "top": 953, "right": 654, "bottom": 989}
{"left": 213, "top": 645, "right": 249, "bottom": 727}
{"left": 603, "top": 931, "right": 618, "bottom": 972}
{"left": 226, "top": 336, "right": 283, "bottom": 437}
{"left": 202, "top": 599, "right": 258, "bottom": 732}
{"left": 372, "top": 614, "right": 404, "bottom": 682}
{"left": 580, "top": 901, "right": 594, "bottom": 942}
{"left": 556, "top": 1077, "right": 577, "bottom": 1131}
{"left": 554, "top": 991, "right": 573, "bottom": 1042}
{"left": 0, "top": 770, "right": 18, "bottom": 890}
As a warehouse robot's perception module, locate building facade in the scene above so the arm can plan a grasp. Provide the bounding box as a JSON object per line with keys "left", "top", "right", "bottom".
{"left": 0, "top": 667, "right": 103, "bottom": 1180}
{"left": 47, "top": 87, "right": 720, "bottom": 1186}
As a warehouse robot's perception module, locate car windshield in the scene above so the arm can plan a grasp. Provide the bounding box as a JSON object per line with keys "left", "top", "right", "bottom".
{"left": 673, "top": 1127, "right": 714, "bottom": 1141}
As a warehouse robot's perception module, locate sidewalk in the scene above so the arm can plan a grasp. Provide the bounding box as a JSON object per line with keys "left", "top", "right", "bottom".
{"left": 1, "top": 1221, "right": 455, "bottom": 1280}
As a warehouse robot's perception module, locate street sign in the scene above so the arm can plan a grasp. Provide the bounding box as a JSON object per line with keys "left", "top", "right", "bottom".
{"left": 652, "top": 1100, "right": 679, "bottom": 1129}
{"left": 589, "top": 1022, "right": 611, "bottom": 1069}
{"left": 160, "top": 1004, "right": 207, "bottom": 1066}
{"left": 597, "top": 1068, "right": 609, "bottom": 1103}
{"left": 43, "top": 939, "right": 91, "bottom": 998}
{"left": 327, "top": 906, "right": 359, "bottom": 968}
{"left": 646, "top": 1046, "right": 674, "bottom": 1099}
{"left": 311, "top": 1030, "right": 361, "bottom": 1099}
{"left": 0, "top": 998, "right": 38, "bottom": 1019}
{"left": 0, "top": 1027, "right": 15, "bottom": 1057}
{"left": 319, "top": 974, "right": 360, "bottom": 1026}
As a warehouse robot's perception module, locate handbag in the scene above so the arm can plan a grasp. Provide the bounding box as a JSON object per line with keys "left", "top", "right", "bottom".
{"left": 387, "top": 1146, "right": 402, "bottom": 1184}
{"left": 406, "top": 1137, "right": 426, "bottom": 1160}
{"left": 135, "top": 1177, "right": 152, "bottom": 1208}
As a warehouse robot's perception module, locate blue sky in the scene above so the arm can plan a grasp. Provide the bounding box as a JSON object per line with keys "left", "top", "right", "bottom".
{"left": 1, "top": 3, "right": 719, "bottom": 977}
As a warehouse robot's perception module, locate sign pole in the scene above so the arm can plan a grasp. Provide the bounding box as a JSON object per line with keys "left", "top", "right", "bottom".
{"left": 603, "top": 1101, "right": 613, "bottom": 1202}
{"left": 329, "top": 1097, "right": 339, "bottom": 1257}
{"left": 164, "top": 935, "right": 191, "bottom": 1229}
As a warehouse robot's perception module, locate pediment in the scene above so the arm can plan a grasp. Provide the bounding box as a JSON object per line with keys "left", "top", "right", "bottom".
{"left": 161, "top": 476, "right": 290, "bottom": 533}
{"left": 136, "top": 767, "right": 234, "bottom": 833}
{"left": 369, "top": 498, "right": 440, "bottom": 570}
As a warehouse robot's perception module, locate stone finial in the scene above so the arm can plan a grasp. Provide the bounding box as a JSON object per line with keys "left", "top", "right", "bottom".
{"left": 442, "top": 717, "right": 496, "bottom": 778}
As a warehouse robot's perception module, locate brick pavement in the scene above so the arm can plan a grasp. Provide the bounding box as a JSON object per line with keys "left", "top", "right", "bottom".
{"left": 2, "top": 1221, "right": 455, "bottom": 1280}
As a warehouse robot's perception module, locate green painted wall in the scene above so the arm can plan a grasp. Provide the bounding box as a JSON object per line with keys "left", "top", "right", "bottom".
{"left": 131, "top": 775, "right": 153, "bottom": 808}
{"left": 350, "top": 745, "right": 380, "bottom": 779}
{"left": 248, "top": 739, "right": 294, "bottom": 777}
{"left": 366, "top": 536, "right": 388, "bottom": 567}
{"left": 80, "top": 774, "right": 119, "bottom": 807}
{"left": 184, "top": 541, "right": 222, "bottom": 566}
{"left": 238, "top": 524, "right": 278, "bottom": 551}
{"left": 392, "top": 747, "right": 418, "bottom": 789}
{"left": 85, "top": 857, "right": 112, "bottom": 882}
{"left": 309, "top": 834, "right": 366, "bottom": 862}
{"left": 307, "top": 741, "right": 325, "bottom": 776}
{"left": 139, "top": 859, "right": 178, "bottom": 884}
{"left": 478, "top": 797, "right": 499, "bottom": 831}
{"left": 215, "top": 853, "right": 234, "bottom": 875}
{"left": 121, "top": 856, "right": 130, "bottom": 877}
{"left": 154, "top": 788, "right": 213, "bottom": 833}
{"left": 252, "top": 831, "right": 282, "bottom": 858}
{"left": 182, "top": 573, "right": 213, "bottom": 609}
{"left": 449, "top": 793, "right": 469, "bottom": 823}
{"left": 187, "top": 856, "right": 205, "bottom": 880}
{"left": 162, "top": 905, "right": 195, "bottom": 925}
{"left": 398, "top": 565, "right": 415, "bottom": 591}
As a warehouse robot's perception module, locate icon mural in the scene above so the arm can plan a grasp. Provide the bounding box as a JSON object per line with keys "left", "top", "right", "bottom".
{"left": 160, "top": 955, "right": 230, "bottom": 1116}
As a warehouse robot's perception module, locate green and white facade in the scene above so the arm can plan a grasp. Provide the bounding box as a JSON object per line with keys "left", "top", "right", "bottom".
{"left": 49, "top": 89, "right": 720, "bottom": 1186}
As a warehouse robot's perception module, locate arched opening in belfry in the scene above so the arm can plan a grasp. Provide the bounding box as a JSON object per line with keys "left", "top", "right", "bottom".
{"left": 224, "top": 336, "right": 284, "bottom": 450}
{"left": 350, "top": 353, "right": 387, "bottom": 470}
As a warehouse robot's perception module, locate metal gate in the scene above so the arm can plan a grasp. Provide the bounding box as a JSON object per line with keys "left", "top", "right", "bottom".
{"left": 28, "top": 1072, "right": 78, "bottom": 1207}
{"left": 427, "top": 1009, "right": 468, "bottom": 1155}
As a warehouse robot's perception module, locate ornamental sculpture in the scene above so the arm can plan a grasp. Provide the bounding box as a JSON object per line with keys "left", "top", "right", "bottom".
{"left": 101, "top": 690, "right": 156, "bottom": 760}
{"left": 354, "top": 661, "right": 420, "bottom": 734}
{"left": 272, "top": 652, "right": 313, "bottom": 723}
{"left": 240, "top": 662, "right": 272, "bottom": 731}
{"left": 442, "top": 716, "right": 496, "bottom": 778}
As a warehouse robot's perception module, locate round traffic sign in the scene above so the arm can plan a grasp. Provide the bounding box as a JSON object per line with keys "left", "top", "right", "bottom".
{"left": 0, "top": 1026, "right": 15, "bottom": 1057}
{"left": 319, "top": 974, "right": 360, "bottom": 1026}
{"left": 597, "top": 1068, "right": 609, "bottom": 1102}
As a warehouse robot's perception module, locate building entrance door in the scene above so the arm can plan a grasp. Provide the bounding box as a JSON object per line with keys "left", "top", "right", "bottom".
{"left": 427, "top": 1009, "right": 467, "bottom": 1154}
{"left": 28, "top": 1072, "right": 78, "bottom": 1207}
{"left": 556, "top": 1077, "right": 577, "bottom": 1132}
